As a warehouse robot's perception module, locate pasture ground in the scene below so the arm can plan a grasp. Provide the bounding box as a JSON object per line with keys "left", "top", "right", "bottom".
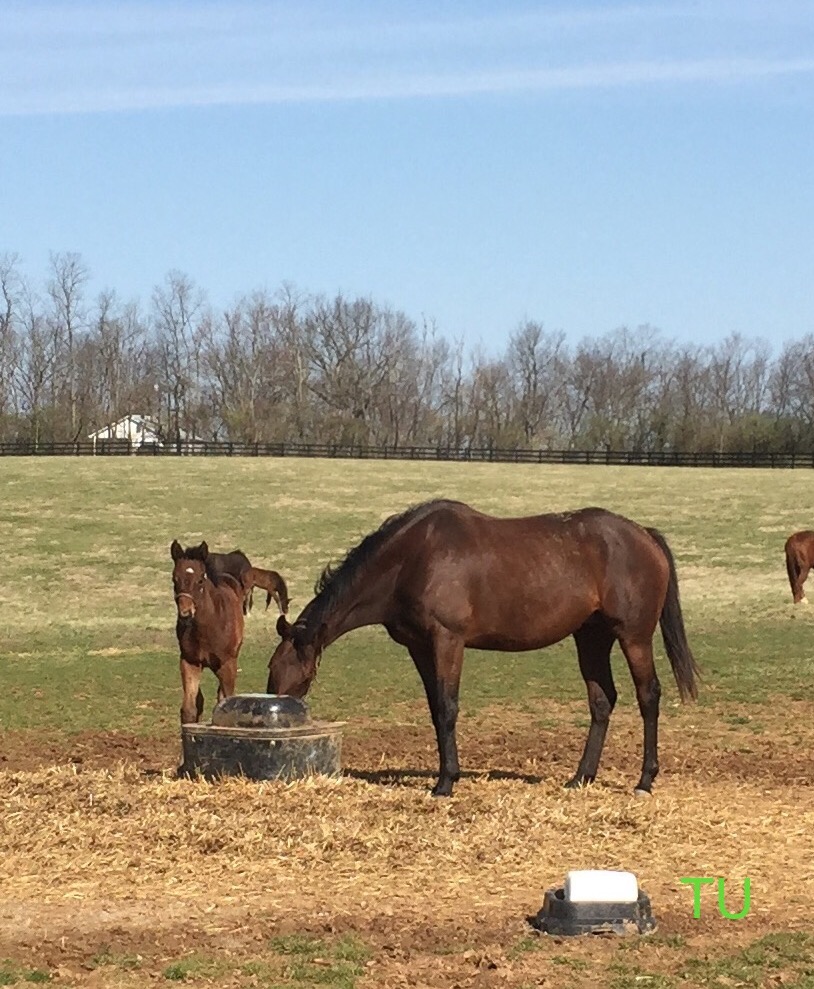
{"left": 1, "top": 458, "right": 813, "bottom": 988}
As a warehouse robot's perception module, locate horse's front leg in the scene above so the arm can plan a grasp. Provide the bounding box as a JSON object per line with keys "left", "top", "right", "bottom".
{"left": 412, "top": 631, "right": 464, "bottom": 797}
{"left": 178, "top": 659, "right": 204, "bottom": 777}
{"left": 179, "top": 659, "right": 204, "bottom": 724}
{"left": 566, "top": 624, "right": 617, "bottom": 789}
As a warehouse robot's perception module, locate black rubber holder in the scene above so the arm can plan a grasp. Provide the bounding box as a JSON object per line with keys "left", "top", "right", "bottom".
{"left": 532, "top": 887, "right": 657, "bottom": 936}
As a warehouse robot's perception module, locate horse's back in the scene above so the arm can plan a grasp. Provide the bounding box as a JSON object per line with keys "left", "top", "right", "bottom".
{"left": 412, "top": 502, "right": 658, "bottom": 569}
{"left": 389, "top": 503, "right": 669, "bottom": 647}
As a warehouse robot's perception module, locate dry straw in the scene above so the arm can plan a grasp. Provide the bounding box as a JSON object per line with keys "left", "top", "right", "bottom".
{"left": 1, "top": 753, "right": 812, "bottom": 934}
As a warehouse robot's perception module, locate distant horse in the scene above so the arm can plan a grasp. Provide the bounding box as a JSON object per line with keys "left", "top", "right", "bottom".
{"left": 267, "top": 499, "right": 699, "bottom": 797}
{"left": 177, "top": 541, "right": 254, "bottom": 614}
{"left": 170, "top": 539, "right": 248, "bottom": 770}
{"left": 247, "top": 566, "right": 291, "bottom": 614}
{"left": 784, "top": 530, "right": 814, "bottom": 604}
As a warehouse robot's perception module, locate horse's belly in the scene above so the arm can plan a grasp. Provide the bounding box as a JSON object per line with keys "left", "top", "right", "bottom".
{"left": 463, "top": 600, "right": 596, "bottom": 651}
{"left": 466, "top": 630, "right": 569, "bottom": 651}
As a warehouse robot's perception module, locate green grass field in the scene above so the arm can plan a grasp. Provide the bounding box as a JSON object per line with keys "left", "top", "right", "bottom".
{"left": 1, "top": 456, "right": 812, "bottom": 734}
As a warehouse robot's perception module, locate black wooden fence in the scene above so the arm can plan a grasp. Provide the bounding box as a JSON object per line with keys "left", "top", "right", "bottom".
{"left": 0, "top": 438, "right": 812, "bottom": 468}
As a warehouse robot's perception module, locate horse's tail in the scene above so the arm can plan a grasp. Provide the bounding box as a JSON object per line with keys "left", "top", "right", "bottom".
{"left": 647, "top": 527, "right": 700, "bottom": 702}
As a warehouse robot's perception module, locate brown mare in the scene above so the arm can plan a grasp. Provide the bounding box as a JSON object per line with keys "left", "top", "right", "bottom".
{"left": 267, "top": 500, "right": 699, "bottom": 797}
{"left": 247, "top": 566, "right": 291, "bottom": 614}
{"left": 170, "top": 540, "right": 248, "bottom": 769}
{"left": 178, "top": 542, "right": 255, "bottom": 614}
{"left": 784, "top": 530, "right": 814, "bottom": 603}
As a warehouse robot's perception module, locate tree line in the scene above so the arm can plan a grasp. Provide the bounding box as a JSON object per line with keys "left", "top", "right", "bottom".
{"left": 1, "top": 251, "right": 813, "bottom": 453}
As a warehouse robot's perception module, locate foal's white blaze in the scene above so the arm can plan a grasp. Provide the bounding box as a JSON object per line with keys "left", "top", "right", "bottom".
{"left": 185, "top": 567, "right": 195, "bottom": 573}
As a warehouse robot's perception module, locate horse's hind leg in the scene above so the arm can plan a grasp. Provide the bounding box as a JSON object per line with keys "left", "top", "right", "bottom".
{"left": 216, "top": 661, "right": 237, "bottom": 704}
{"left": 787, "top": 549, "right": 809, "bottom": 604}
{"left": 800, "top": 565, "right": 811, "bottom": 604}
{"left": 566, "top": 623, "right": 617, "bottom": 789}
{"left": 618, "top": 635, "right": 662, "bottom": 795}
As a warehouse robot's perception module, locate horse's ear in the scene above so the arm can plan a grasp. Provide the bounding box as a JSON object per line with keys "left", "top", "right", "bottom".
{"left": 276, "top": 615, "right": 292, "bottom": 641}
{"left": 170, "top": 539, "right": 183, "bottom": 561}
{"left": 199, "top": 540, "right": 209, "bottom": 559}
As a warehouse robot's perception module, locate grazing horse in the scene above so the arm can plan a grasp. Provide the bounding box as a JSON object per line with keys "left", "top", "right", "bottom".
{"left": 267, "top": 499, "right": 699, "bottom": 798}
{"left": 247, "top": 566, "right": 291, "bottom": 614}
{"left": 784, "top": 530, "right": 814, "bottom": 604}
{"left": 170, "top": 540, "right": 248, "bottom": 766}
{"left": 177, "top": 541, "right": 254, "bottom": 614}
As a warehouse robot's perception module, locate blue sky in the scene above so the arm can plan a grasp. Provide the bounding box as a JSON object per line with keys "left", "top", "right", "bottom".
{"left": 2, "top": 1, "right": 813, "bottom": 353}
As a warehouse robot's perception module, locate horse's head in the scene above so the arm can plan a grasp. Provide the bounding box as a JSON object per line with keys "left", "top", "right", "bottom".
{"left": 267, "top": 614, "right": 319, "bottom": 698}
{"left": 170, "top": 539, "right": 209, "bottom": 619}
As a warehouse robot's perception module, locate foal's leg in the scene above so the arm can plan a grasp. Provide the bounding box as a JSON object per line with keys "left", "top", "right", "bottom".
{"left": 217, "top": 660, "right": 238, "bottom": 704}
{"left": 178, "top": 659, "right": 204, "bottom": 778}
{"left": 618, "top": 636, "right": 662, "bottom": 795}
{"left": 565, "top": 623, "right": 617, "bottom": 789}
{"left": 410, "top": 633, "right": 464, "bottom": 797}
{"left": 179, "top": 659, "right": 204, "bottom": 724}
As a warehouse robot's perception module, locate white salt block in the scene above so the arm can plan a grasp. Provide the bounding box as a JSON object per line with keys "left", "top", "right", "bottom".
{"left": 563, "top": 870, "right": 639, "bottom": 904}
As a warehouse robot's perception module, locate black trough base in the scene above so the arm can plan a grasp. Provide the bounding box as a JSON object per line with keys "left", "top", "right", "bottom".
{"left": 180, "top": 723, "right": 343, "bottom": 782}
{"left": 532, "top": 887, "right": 657, "bottom": 936}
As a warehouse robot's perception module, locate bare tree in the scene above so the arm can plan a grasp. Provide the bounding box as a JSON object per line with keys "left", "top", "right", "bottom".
{"left": 707, "top": 334, "right": 772, "bottom": 451}
{"left": 0, "top": 253, "right": 23, "bottom": 437}
{"left": 302, "top": 294, "right": 415, "bottom": 446}
{"left": 205, "top": 290, "right": 293, "bottom": 443}
{"left": 151, "top": 271, "right": 207, "bottom": 447}
{"left": 15, "top": 282, "right": 57, "bottom": 445}
{"left": 506, "top": 321, "right": 566, "bottom": 446}
{"left": 81, "top": 291, "right": 152, "bottom": 430}
{"left": 47, "top": 252, "right": 89, "bottom": 439}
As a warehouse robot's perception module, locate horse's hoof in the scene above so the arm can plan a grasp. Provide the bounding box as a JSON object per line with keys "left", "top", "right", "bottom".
{"left": 431, "top": 783, "right": 453, "bottom": 798}
{"left": 564, "top": 775, "right": 593, "bottom": 790}
{"left": 633, "top": 787, "right": 652, "bottom": 798}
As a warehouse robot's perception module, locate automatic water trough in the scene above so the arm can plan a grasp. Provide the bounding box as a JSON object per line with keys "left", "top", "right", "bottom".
{"left": 180, "top": 693, "right": 344, "bottom": 782}
{"left": 532, "top": 871, "right": 657, "bottom": 936}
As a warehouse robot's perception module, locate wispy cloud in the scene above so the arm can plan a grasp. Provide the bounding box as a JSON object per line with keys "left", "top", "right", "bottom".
{"left": 2, "top": 1, "right": 814, "bottom": 116}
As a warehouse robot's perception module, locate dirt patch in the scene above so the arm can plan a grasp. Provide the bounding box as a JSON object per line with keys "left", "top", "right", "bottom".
{"left": 2, "top": 703, "right": 810, "bottom": 787}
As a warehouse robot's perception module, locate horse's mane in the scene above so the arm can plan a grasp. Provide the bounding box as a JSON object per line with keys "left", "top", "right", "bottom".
{"left": 297, "top": 499, "right": 463, "bottom": 644}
